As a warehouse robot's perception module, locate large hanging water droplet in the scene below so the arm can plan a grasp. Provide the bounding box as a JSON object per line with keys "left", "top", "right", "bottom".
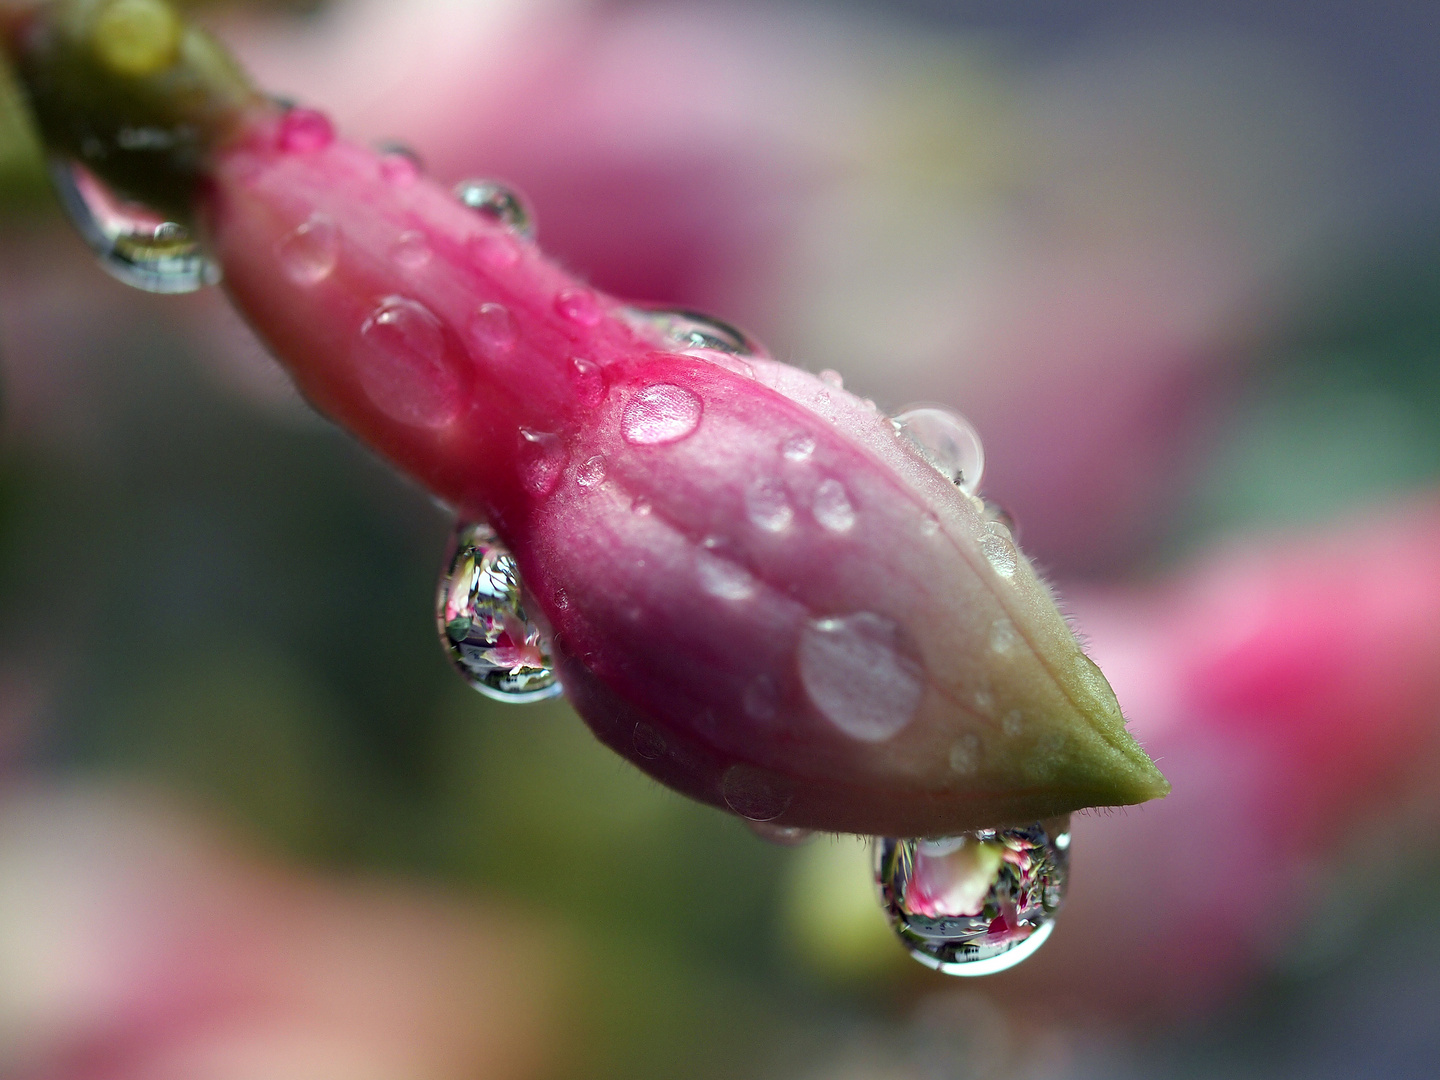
{"left": 625, "top": 307, "right": 758, "bottom": 355}
{"left": 437, "top": 521, "right": 563, "bottom": 704}
{"left": 48, "top": 159, "right": 220, "bottom": 293}
{"left": 875, "top": 819, "right": 1070, "bottom": 977}
{"left": 893, "top": 407, "right": 985, "bottom": 495}
{"left": 621, "top": 384, "right": 703, "bottom": 446}
{"left": 454, "top": 180, "right": 535, "bottom": 241}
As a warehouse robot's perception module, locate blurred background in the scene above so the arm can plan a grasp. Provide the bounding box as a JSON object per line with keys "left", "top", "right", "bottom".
{"left": 1, "top": 1, "right": 1439, "bottom": 1077}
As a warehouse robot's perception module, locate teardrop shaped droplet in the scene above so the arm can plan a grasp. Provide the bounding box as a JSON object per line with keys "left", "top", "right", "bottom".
{"left": 276, "top": 212, "right": 339, "bottom": 286}
{"left": 437, "top": 521, "right": 563, "bottom": 704}
{"left": 375, "top": 141, "right": 424, "bottom": 186}
{"left": 48, "top": 159, "right": 220, "bottom": 293}
{"left": 875, "top": 819, "right": 1070, "bottom": 977}
{"left": 893, "top": 407, "right": 985, "bottom": 495}
{"left": 624, "top": 307, "right": 758, "bottom": 356}
{"left": 453, "top": 180, "right": 535, "bottom": 241}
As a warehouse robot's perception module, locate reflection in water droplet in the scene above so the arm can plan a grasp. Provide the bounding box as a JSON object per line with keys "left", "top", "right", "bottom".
{"left": 625, "top": 307, "right": 757, "bottom": 355}
{"left": 893, "top": 407, "right": 985, "bottom": 495}
{"left": 391, "top": 230, "right": 432, "bottom": 270}
{"left": 819, "top": 369, "right": 844, "bottom": 389}
{"left": 782, "top": 434, "right": 816, "bottom": 462}
{"left": 812, "top": 479, "right": 857, "bottom": 533}
{"left": 48, "top": 159, "right": 220, "bottom": 293}
{"left": 556, "top": 288, "right": 603, "bottom": 326}
{"left": 989, "top": 618, "right": 1019, "bottom": 655}
{"left": 468, "top": 302, "right": 517, "bottom": 357}
{"left": 571, "top": 357, "right": 605, "bottom": 407}
{"left": 798, "top": 613, "right": 925, "bottom": 741}
{"left": 698, "top": 553, "right": 756, "bottom": 601}
{"left": 519, "top": 429, "right": 567, "bottom": 497}
{"left": 747, "top": 821, "right": 814, "bottom": 846}
{"left": 454, "top": 179, "right": 535, "bottom": 240}
{"left": 437, "top": 521, "right": 563, "bottom": 703}
{"left": 574, "top": 455, "right": 607, "bottom": 488}
{"left": 376, "top": 142, "right": 423, "bottom": 185}
{"left": 622, "top": 384, "right": 703, "bottom": 446}
{"left": 632, "top": 723, "right": 666, "bottom": 761}
{"left": 721, "top": 765, "right": 793, "bottom": 821}
{"left": 277, "top": 107, "right": 335, "bottom": 152}
{"left": 358, "top": 297, "right": 463, "bottom": 427}
{"left": 980, "top": 522, "right": 1019, "bottom": 578}
{"left": 876, "top": 820, "right": 1070, "bottom": 976}
{"left": 746, "top": 478, "right": 794, "bottom": 534}
{"left": 276, "top": 212, "right": 339, "bottom": 286}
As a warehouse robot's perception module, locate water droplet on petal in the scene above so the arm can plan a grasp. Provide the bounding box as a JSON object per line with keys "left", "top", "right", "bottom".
{"left": 468, "top": 302, "right": 518, "bottom": 358}
{"left": 1074, "top": 654, "right": 1122, "bottom": 719}
{"left": 893, "top": 407, "right": 985, "bottom": 495}
{"left": 782, "top": 434, "right": 816, "bottom": 462}
{"left": 632, "top": 723, "right": 666, "bottom": 761}
{"left": 745, "top": 478, "right": 794, "bottom": 533}
{"left": 747, "top": 821, "right": 814, "bottom": 846}
{"left": 625, "top": 307, "right": 758, "bottom": 355}
{"left": 819, "top": 369, "right": 844, "bottom": 389}
{"left": 570, "top": 357, "right": 606, "bottom": 407}
{"left": 277, "top": 107, "right": 335, "bottom": 153}
{"left": 519, "top": 429, "right": 567, "bottom": 497}
{"left": 875, "top": 820, "right": 1070, "bottom": 976}
{"left": 47, "top": 159, "right": 220, "bottom": 293}
{"left": 575, "top": 454, "right": 607, "bottom": 488}
{"left": 622, "top": 384, "right": 703, "bottom": 446}
{"left": 358, "top": 297, "right": 464, "bottom": 428}
{"left": 1003, "top": 711, "right": 1024, "bottom": 737}
{"left": 721, "top": 764, "right": 794, "bottom": 821}
{"left": 980, "top": 522, "right": 1019, "bottom": 578}
{"left": 698, "top": 553, "right": 756, "bottom": 601}
{"left": 391, "top": 229, "right": 433, "bottom": 271}
{"left": 989, "top": 618, "right": 1019, "bottom": 655}
{"left": 375, "top": 142, "right": 423, "bottom": 185}
{"left": 812, "top": 479, "right": 857, "bottom": 533}
{"left": 556, "top": 288, "right": 604, "bottom": 326}
{"left": 454, "top": 180, "right": 535, "bottom": 240}
{"left": 275, "top": 212, "right": 338, "bottom": 287}
{"left": 437, "top": 521, "right": 563, "bottom": 703}
{"left": 798, "top": 613, "right": 925, "bottom": 742}
{"left": 632, "top": 496, "right": 653, "bottom": 516}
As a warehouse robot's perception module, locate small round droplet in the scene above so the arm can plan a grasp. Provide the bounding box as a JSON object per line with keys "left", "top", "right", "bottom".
{"left": 894, "top": 406, "right": 986, "bottom": 495}
{"left": 632, "top": 496, "right": 653, "bottom": 517}
{"left": 819, "top": 369, "right": 844, "bottom": 389}
{"left": 47, "top": 159, "right": 220, "bottom": 293}
{"left": 1002, "top": 711, "right": 1024, "bottom": 737}
{"left": 746, "top": 821, "right": 814, "bottom": 846}
{"left": 575, "top": 455, "right": 607, "bottom": 488}
{"left": 812, "top": 479, "right": 857, "bottom": 533}
{"left": 875, "top": 820, "right": 1070, "bottom": 977}
{"left": 468, "top": 303, "right": 518, "bottom": 358}
{"left": 980, "top": 523, "right": 1019, "bottom": 578}
{"left": 782, "top": 434, "right": 816, "bottom": 462}
{"left": 798, "top": 613, "right": 925, "bottom": 742}
{"left": 632, "top": 723, "right": 666, "bottom": 761}
{"left": 437, "top": 521, "right": 563, "bottom": 703}
{"left": 746, "top": 479, "right": 794, "bottom": 534}
{"left": 622, "top": 384, "right": 703, "bottom": 446}
{"left": 625, "top": 307, "right": 757, "bottom": 355}
{"left": 721, "top": 765, "right": 793, "bottom": 822}
{"left": 454, "top": 180, "right": 535, "bottom": 240}
{"left": 519, "top": 429, "right": 567, "bottom": 497}
{"left": 570, "top": 357, "right": 606, "bottom": 407}
{"left": 357, "top": 297, "right": 464, "bottom": 428}
{"left": 698, "top": 553, "right": 756, "bottom": 601}
{"left": 989, "top": 618, "right": 1019, "bottom": 655}
{"left": 376, "top": 143, "right": 423, "bottom": 186}
{"left": 391, "top": 230, "right": 433, "bottom": 271}
{"left": 1074, "top": 654, "right": 1122, "bottom": 719}
{"left": 556, "top": 288, "right": 604, "bottom": 327}
{"left": 277, "top": 108, "right": 335, "bottom": 153}
{"left": 275, "top": 212, "right": 338, "bottom": 287}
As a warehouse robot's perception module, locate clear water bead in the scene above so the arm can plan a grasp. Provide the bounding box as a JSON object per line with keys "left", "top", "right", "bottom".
{"left": 876, "top": 819, "right": 1070, "bottom": 977}
{"left": 454, "top": 180, "right": 535, "bottom": 241}
{"left": 626, "top": 308, "right": 757, "bottom": 355}
{"left": 48, "top": 159, "right": 221, "bottom": 293}
{"left": 276, "top": 212, "right": 339, "bottom": 286}
{"left": 437, "top": 522, "right": 563, "bottom": 704}
{"left": 622, "top": 384, "right": 703, "bottom": 446}
{"left": 893, "top": 407, "right": 985, "bottom": 495}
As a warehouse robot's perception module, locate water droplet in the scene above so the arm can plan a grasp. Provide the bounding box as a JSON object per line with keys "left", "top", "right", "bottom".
{"left": 812, "top": 479, "right": 857, "bottom": 533}
{"left": 974, "top": 689, "right": 996, "bottom": 715}
{"left": 391, "top": 230, "right": 433, "bottom": 271}
{"left": 519, "top": 429, "right": 567, "bottom": 497}
{"left": 721, "top": 764, "right": 793, "bottom": 821}
{"left": 454, "top": 180, "right": 535, "bottom": 240}
{"left": 989, "top": 618, "right": 1019, "bottom": 655}
{"left": 556, "top": 288, "right": 604, "bottom": 327}
{"left": 47, "top": 159, "right": 220, "bottom": 293}
{"left": 625, "top": 308, "right": 757, "bottom": 355}
{"left": 357, "top": 297, "right": 464, "bottom": 427}
{"left": 747, "top": 821, "right": 814, "bottom": 846}
{"left": 468, "top": 302, "right": 518, "bottom": 358}
{"left": 743, "top": 675, "right": 780, "bottom": 721}
{"left": 949, "top": 733, "right": 982, "bottom": 774}
{"left": 632, "top": 723, "right": 666, "bottom": 761}
{"left": 470, "top": 232, "right": 519, "bottom": 269}
{"left": 376, "top": 142, "right": 423, "bottom": 186}
{"left": 745, "top": 478, "right": 794, "bottom": 533}
{"left": 698, "top": 553, "right": 756, "bottom": 601}
{"left": 984, "top": 499, "right": 1018, "bottom": 539}
{"left": 893, "top": 407, "right": 985, "bottom": 495}
{"left": 570, "top": 357, "right": 606, "bottom": 407}
{"left": 277, "top": 107, "right": 335, "bottom": 153}
{"left": 437, "top": 521, "right": 563, "bottom": 703}
{"left": 819, "top": 369, "right": 844, "bottom": 389}
{"left": 275, "top": 212, "right": 339, "bottom": 286}
{"left": 782, "top": 434, "right": 816, "bottom": 462}
{"left": 622, "top": 384, "right": 703, "bottom": 446}
{"left": 1074, "top": 654, "right": 1121, "bottom": 718}
{"left": 875, "top": 820, "right": 1070, "bottom": 976}
{"left": 798, "top": 613, "right": 925, "bottom": 742}
{"left": 632, "top": 496, "right": 653, "bottom": 517}
{"left": 980, "top": 522, "right": 1018, "bottom": 578}
{"left": 575, "top": 454, "right": 607, "bottom": 487}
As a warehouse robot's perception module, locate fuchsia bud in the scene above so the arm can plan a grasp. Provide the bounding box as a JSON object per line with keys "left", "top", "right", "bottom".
{"left": 3, "top": 0, "right": 1168, "bottom": 837}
